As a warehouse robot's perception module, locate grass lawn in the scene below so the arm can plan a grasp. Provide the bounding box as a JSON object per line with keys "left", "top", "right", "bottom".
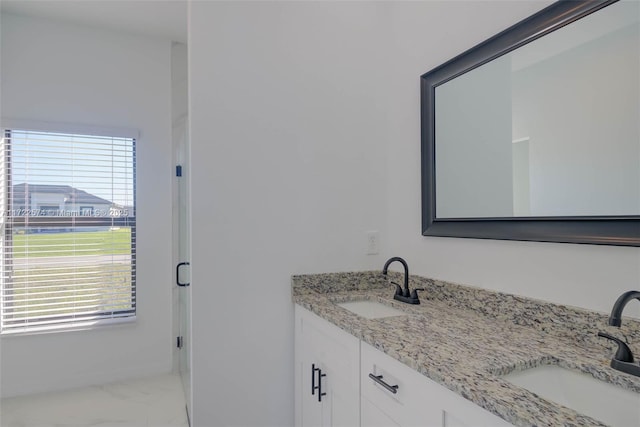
{"left": 5, "top": 264, "right": 134, "bottom": 319}
{"left": 11, "top": 228, "right": 132, "bottom": 258}
{"left": 3, "top": 229, "right": 135, "bottom": 326}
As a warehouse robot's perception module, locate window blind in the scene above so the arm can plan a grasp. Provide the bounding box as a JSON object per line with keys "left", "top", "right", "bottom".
{"left": 1, "top": 129, "right": 136, "bottom": 334}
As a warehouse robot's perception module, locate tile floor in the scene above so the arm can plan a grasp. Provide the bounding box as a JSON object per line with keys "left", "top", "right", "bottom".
{"left": 0, "top": 373, "right": 189, "bottom": 427}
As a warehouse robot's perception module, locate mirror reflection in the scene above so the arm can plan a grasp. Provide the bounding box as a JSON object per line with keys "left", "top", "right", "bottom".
{"left": 435, "top": 0, "right": 639, "bottom": 219}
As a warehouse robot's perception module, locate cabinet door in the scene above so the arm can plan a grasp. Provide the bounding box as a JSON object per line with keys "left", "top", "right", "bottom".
{"left": 295, "top": 305, "right": 360, "bottom": 427}
{"left": 298, "top": 344, "right": 323, "bottom": 426}
{"left": 321, "top": 363, "right": 359, "bottom": 427}
{"left": 441, "top": 390, "right": 513, "bottom": 427}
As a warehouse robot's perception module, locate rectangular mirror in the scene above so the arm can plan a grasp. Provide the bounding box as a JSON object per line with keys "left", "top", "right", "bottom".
{"left": 421, "top": 0, "right": 640, "bottom": 246}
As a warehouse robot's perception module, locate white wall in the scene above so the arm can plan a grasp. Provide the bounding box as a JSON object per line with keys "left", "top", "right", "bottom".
{"left": 190, "top": 1, "right": 639, "bottom": 425}
{"left": 0, "top": 14, "right": 174, "bottom": 397}
{"left": 189, "top": 2, "right": 389, "bottom": 425}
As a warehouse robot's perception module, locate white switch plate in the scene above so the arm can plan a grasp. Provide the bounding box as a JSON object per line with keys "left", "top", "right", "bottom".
{"left": 366, "top": 230, "right": 379, "bottom": 255}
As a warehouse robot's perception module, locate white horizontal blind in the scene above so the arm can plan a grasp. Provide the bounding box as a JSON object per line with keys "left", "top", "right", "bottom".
{"left": 1, "top": 129, "right": 136, "bottom": 334}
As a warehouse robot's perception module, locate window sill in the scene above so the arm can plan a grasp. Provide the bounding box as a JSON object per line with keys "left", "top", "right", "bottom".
{"left": 0, "top": 316, "right": 137, "bottom": 337}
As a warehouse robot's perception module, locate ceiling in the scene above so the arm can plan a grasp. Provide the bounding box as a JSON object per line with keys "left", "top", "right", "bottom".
{"left": 1, "top": 0, "right": 188, "bottom": 44}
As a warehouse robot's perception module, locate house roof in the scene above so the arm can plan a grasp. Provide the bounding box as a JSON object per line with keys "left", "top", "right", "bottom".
{"left": 12, "top": 183, "right": 113, "bottom": 206}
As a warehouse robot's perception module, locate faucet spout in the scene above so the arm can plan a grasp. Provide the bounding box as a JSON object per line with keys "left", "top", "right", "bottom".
{"left": 600, "top": 290, "right": 640, "bottom": 378}
{"left": 382, "top": 257, "right": 423, "bottom": 304}
{"left": 608, "top": 290, "right": 640, "bottom": 327}
{"left": 382, "top": 256, "right": 409, "bottom": 296}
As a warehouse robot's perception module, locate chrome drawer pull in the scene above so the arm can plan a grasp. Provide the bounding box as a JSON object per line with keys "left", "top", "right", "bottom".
{"left": 369, "top": 373, "right": 398, "bottom": 394}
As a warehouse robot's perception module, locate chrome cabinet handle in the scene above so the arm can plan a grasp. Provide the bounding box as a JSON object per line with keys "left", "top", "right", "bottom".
{"left": 369, "top": 373, "right": 398, "bottom": 394}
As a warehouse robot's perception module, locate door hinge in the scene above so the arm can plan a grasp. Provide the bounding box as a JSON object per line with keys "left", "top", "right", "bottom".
{"left": 177, "top": 336, "right": 184, "bottom": 349}
{"left": 176, "top": 165, "right": 183, "bottom": 177}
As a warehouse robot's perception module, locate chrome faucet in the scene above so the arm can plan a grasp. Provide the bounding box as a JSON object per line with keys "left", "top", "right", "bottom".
{"left": 597, "top": 290, "right": 640, "bottom": 377}
{"left": 382, "top": 257, "right": 423, "bottom": 305}
{"left": 607, "top": 290, "right": 640, "bottom": 327}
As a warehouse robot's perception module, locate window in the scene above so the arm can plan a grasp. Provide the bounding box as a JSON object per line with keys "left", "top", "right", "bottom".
{"left": 1, "top": 128, "right": 136, "bottom": 334}
{"left": 80, "top": 206, "right": 94, "bottom": 216}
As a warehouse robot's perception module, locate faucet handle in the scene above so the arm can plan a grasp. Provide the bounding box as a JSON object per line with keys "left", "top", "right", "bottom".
{"left": 598, "top": 332, "right": 634, "bottom": 363}
{"left": 410, "top": 288, "right": 425, "bottom": 301}
{"left": 390, "top": 282, "right": 403, "bottom": 297}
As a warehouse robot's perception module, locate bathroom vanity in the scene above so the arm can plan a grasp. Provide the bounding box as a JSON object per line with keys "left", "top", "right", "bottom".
{"left": 292, "top": 272, "right": 640, "bottom": 427}
{"left": 295, "top": 304, "right": 510, "bottom": 427}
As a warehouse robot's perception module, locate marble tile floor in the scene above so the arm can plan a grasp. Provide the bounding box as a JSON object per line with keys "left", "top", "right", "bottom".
{"left": 0, "top": 373, "right": 189, "bottom": 427}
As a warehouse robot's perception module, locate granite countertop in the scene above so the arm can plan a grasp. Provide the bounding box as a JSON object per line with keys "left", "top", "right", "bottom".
{"left": 292, "top": 271, "right": 640, "bottom": 427}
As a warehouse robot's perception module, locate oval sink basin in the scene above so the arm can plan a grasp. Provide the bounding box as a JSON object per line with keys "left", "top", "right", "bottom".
{"left": 503, "top": 364, "right": 639, "bottom": 426}
{"left": 336, "top": 300, "right": 407, "bottom": 319}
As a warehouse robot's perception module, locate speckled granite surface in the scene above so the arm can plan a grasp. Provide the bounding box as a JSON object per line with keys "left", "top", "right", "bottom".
{"left": 292, "top": 271, "right": 640, "bottom": 427}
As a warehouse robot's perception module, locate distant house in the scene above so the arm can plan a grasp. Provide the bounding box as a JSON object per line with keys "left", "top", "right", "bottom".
{"left": 11, "top": 183, "right": 117, "bottom": 218}
{"left": 10, "top": 183, "right": 127, "bottom": 233}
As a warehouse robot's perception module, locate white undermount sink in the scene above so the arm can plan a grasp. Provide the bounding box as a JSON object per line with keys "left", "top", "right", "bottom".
{"left": 502, "top": 364, "right": 639, "bottom": 426}
{"left": 336, "top": 300, "right": 407, "bottom": 319}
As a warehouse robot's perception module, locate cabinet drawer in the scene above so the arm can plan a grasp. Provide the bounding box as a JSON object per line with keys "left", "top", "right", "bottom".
{"left": 361, "top": 341, "right": 442, "bottom": 427}
{"left": 361, "top": 341, "right": 512, "bottom": 427}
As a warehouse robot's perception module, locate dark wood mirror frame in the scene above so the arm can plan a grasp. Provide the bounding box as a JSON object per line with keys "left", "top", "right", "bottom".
{"left": 420, "top": 0, "right": 640, "bottom": 246}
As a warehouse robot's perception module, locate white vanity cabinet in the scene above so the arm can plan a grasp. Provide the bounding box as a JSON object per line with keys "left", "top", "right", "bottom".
{"left": 294, "top": 305, "right": 513, "bottom": 427}
{"left": 294, "top": 305, "right": 360, "bottom": 427}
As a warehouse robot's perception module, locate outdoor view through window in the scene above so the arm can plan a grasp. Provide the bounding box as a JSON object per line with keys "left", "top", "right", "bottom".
{"left": 0, "top": 129, "right": 136, "bottom": 333}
